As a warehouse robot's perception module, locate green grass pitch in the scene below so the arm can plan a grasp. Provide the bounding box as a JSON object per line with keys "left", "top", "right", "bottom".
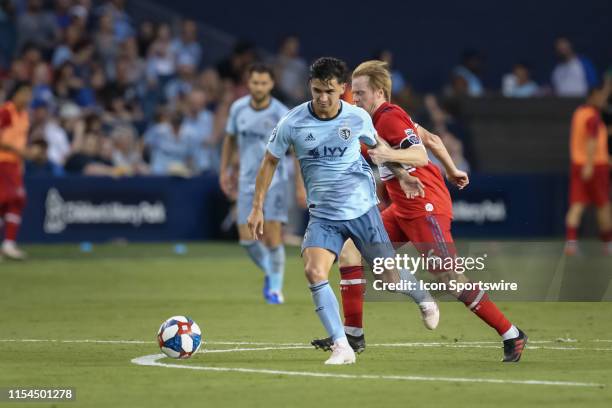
{"left": 1, "top": 242, "right": 611, "bottom": 407}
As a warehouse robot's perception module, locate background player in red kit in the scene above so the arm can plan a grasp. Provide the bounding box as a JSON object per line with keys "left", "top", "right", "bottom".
{"left": 564, "top": 80, "right": 611, "bottom": 255}
{"left": 312, "top": 61, "right": 527, "bottom": 362}
{"left": 0, "top": 82, "right": 32, "bottom": 260}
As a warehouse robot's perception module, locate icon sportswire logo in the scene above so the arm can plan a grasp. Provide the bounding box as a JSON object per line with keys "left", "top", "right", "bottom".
{"left": 44, "top": 188, "right": 167, "bottom": 233}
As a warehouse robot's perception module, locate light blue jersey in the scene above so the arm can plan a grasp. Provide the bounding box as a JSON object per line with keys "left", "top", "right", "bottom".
{"left": 226, "top": 96, "right": 289, "bottom": 194}
{"left": 267, "top": 101, "right": 378, "bottom": 221}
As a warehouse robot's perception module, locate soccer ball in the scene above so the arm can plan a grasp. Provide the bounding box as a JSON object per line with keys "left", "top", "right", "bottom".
{"left": 157, "top": 316, "right": 202, "bottom": 359}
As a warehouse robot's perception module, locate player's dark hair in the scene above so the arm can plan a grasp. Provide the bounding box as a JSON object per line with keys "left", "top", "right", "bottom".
{"left": 6, "top": 81, "right": 31, "bottom": 101}
{"left": 247, "top": 62, "right": 275, "bottom": 81}
{"left": 309, "top": 57, "right": 349, "bottom": 84}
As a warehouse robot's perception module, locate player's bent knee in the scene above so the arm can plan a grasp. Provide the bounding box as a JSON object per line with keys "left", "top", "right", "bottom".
{"left": 304, "top": 264, "right": 328, "bottom": 284}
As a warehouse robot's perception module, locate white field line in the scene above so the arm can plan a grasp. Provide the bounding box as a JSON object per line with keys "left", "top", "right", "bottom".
{"left": 0, "top": 339, "right": 154, "bottom": 344}
{"left": 2, "top": 338, "right": 608, "bottom": 386}
{"left": 130, "top": 353, "right": 605, "bottom": 388}
{"left": 0, "top": 339, "right": 580, "bottom": 345}
{"left": 1, "top": 339, "right": 612, "bottom": 351}
{"left": 202, "top": 346, "right": 312, "bottom": 353}
{"left": 370, "top": 343, "right": 612, "bottom": 351}
{"left": 199, "top": 344, "right": 612, "bottom": 352}
{"left": 0, "top": 339, "right": 306, "bottom": 346}
{"left": 369, "top": 340, "right": 555, "bottom": 346}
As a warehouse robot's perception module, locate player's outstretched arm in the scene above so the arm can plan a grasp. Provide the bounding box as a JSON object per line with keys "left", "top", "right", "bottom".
{"left": 417, "top": 126, "right": 469, "bottom": 189}
{"left": 364, "top": 134, "right": 425, "bottom": 199}
{"left": 368, "top": 133, "right": 428, "bottom": 168}
{"left": 247, "top": 151, "right": 280, "bottom": 240}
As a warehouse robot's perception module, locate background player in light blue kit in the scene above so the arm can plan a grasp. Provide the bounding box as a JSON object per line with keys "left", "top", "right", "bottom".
{"left": 248, "top": 57, "right": 439, "bottom": 365}
{"left": 220, "top": 63, "right": 306, "bottom": 304}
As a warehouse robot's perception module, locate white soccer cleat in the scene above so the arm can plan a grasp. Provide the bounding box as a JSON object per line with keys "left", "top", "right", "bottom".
{"left": 2, "top": 241, "right": 26, "bottom": 260}
{"left": 324, "top": 339, "right": 356, "bottom": 365}
{"left": 419, "top": 300, "right": 440, "bottom": 330}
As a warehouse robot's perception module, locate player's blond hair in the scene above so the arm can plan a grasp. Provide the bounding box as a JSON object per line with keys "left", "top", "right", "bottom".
{"left": 352, "top": 60, "right": 392, "bottom": 101}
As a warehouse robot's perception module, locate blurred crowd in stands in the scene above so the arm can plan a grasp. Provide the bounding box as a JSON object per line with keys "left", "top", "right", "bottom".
{"left": 449, "top": 38, "right": 602, "bottom": 99}
{"left": 0, "top": 0, "right": 609, "bottom": 178}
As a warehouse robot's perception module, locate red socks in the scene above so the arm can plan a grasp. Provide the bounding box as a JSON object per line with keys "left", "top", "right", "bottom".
{"left": 566, "top": 226, "right": 578, "bottom": 241}
{"left": 568, "top": 228, "right": 612, "bottom": 242}
{"left": 339, "top": 266, "right": 365, "bottom": 335}
{"left": 2, "top": 197, "right": 25, "bottom": 242}
{"left": 338, "top": 266, "right": 514, "bottom": 338}
{"left": 458, "top": 288, "right": 512, "bottom": 335}
{"left": 3, "top": 212, "right": 21, "bottom": 242}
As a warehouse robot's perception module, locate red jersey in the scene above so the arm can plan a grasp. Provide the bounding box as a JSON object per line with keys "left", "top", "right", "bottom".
{"left": 0, "top": 101, "right": 29, "bottom": 165}
{"left": 371, "top": 102, "right": 452, "bottom": 220}
{"left": 570, "top": 105, "right": 609, "bottom": 166}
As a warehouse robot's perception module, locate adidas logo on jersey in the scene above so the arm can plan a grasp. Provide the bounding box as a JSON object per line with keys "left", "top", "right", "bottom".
{"left": 304, "top": 133, "right": 316, "bottom": 142}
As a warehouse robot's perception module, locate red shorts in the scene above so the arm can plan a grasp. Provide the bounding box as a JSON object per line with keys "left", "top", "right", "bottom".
{"left": 569, "top": 164, "right": 610, "bottom": 207}
{"left": 381, "top": 206, "right": 457, "bottom": 262}
{"left": 0, "top": 161, "right": 25, "bottom": 204}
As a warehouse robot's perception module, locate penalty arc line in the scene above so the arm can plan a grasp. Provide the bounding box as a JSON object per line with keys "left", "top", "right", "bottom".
{"left": 130, "top": 353, "right": 605, "bottom": 388}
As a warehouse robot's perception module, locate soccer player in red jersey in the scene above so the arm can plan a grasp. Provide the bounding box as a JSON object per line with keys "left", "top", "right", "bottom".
{"left": 0, "top": 82, "right": 32, "bottom": 260}
{"left": 564, "top": 81, "right": 611, "bottom": 255}
{"left": 312, "top": 61, "right": 527, "bottom": 362}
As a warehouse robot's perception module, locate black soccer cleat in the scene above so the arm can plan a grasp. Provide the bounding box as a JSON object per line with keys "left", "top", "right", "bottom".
{"left": 347, "top": 333, "right": 366, "bottom": 354}
{"left": 502, "top": 328, "right": 528, "bottom": 362}
{"left": 311, "top": 333, "right": 366, "bottom": 354}
{"left": 311, "top": 336, "right": 333, "bottom": 352}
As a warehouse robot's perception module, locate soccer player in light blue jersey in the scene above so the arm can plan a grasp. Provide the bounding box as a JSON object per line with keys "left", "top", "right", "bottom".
{"left": 220, "top": 63, "right": 306, "bottom": 304}
{"left": 248, "top": 57, "right": 439, "bottom": 365}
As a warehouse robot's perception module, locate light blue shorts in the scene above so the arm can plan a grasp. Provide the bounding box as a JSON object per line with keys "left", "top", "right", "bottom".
{"left": 237, "top": 182, "right": 289, "bottom": 225}
{"left": 301, "top": 205, "right": 395, "bottom": 263}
